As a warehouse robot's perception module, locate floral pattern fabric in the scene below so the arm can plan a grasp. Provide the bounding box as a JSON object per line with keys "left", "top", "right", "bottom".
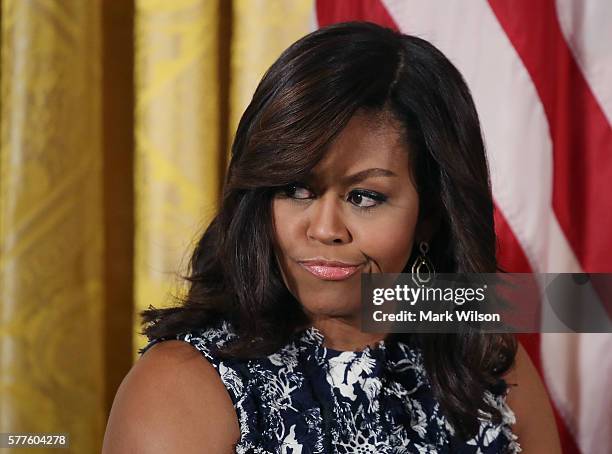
{"left": 140, "top": 320, "right": 521, "bottom": 453}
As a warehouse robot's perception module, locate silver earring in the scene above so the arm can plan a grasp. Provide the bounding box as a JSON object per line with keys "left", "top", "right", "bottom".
{"left": 411, "top": 241, "right": 436, "bottom": 287}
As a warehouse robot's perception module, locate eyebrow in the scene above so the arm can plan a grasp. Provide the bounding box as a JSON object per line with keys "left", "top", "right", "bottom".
{"left": 340, "top": 168, "right": 398, "bottom": 186}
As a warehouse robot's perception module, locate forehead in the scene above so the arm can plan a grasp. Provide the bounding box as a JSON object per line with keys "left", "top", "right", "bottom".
{"left": 311, "top": 110, "right": 410, "bottom": 177}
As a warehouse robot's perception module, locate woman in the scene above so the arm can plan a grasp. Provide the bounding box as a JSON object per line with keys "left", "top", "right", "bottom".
{"left": 103, "top": 22, "right": 561, "bottom": 453}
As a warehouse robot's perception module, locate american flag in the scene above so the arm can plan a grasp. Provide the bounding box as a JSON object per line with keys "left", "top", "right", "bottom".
{"left": 315, "top": 1, "right": 612, "bottom": 453}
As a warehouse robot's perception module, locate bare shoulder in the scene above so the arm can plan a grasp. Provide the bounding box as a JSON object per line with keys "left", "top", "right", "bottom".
{"left": 503, "top": 341, "right": 562, "bottom": 453}
{"left": 102, "top": 340, "right": 240, "bottom": 454}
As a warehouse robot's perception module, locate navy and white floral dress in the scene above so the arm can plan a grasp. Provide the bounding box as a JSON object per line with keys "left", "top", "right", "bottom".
{"left": 140, "top": 320, "right": 521, "bottom": 453}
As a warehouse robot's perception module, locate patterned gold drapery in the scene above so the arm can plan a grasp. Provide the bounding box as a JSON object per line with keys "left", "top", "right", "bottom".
{"left": 133, "top": 0, "right": 227, "bottom": 359}
{"left": 0, "top": 0, "right": 105, "bottom": 451}
{"left": 0, "top": 1, "right": 312, "bottom": 452}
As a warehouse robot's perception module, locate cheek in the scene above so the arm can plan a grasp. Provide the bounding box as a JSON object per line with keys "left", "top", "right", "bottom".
{"left": 271, "top": 200, "right": 300, "bottom": 284}
{"left": 271, "top": 199, "right": 296, "bottom": 254}
{"left": 357, "top": 208, "right": 418, "bottom": 273}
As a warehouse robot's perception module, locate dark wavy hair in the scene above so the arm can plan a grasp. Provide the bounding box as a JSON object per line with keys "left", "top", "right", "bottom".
{"left": 140, "top": 21, "right": 517, "bottom": 440}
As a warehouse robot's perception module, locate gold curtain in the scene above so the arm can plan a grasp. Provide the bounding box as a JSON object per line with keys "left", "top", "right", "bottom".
{"left": 0, "top": 1, "right": 105, "bottom": 452}
{"left": 133, "top": 0, "right": 227, "bottom": 358}
{"left": 0, "top": 0, "right": 312, "bottom": 452}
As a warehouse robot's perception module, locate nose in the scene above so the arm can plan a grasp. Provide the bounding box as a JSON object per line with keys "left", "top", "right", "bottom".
{"left": 306, "top": 193, "right": 351, "bottom": 244}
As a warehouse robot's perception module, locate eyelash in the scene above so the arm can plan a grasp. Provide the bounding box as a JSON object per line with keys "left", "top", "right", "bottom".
{"left": 279, "top": 183, "right": 387, "bottom": 212}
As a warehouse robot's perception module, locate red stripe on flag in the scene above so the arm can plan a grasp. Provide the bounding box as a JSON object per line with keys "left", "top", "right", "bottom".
{"left": 316, "top": 0, "right": 397, "bottom": 30}
{"left": 494, "top": 208, "right": 533, "bottom": 273}
{"left": 488, "top": 0, "right": 612, "bottom": 275}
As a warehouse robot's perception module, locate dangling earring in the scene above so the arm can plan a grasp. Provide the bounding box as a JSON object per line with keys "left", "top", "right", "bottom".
{"left": 411, "top": 241, "right": 436, "bottom": 287}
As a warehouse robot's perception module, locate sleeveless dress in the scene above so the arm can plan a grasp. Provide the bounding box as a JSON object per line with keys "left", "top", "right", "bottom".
{"left": 140, "top": 320, "right": 522, "bottom": 453}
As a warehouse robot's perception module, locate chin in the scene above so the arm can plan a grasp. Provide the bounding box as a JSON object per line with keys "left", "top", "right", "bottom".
{"left": 300, "top": 294, "right": 362, "bottom": 319}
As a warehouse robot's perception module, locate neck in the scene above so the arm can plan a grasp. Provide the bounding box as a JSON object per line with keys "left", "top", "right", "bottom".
{"left": 306, "top": 316, "right": 389, "bottom": 351}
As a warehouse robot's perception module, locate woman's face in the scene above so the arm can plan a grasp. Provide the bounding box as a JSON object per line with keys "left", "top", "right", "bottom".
{"left": 271, "top": 110, "right": 420, "bottom": 322}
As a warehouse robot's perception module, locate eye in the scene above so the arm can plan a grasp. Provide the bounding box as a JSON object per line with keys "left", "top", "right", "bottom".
{"left": 347, "top": 190, "right": 387, "bottom": 209}
{"left": 282, "top": 183, "right": 313, "bottom": 199}
{"left": 278, "top": 184, "right": 387, "bottom": 210}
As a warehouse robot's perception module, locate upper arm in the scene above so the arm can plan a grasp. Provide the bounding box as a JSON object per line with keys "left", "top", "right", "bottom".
{"left": 102, "top": 340, "right": 240, "bottom": 454}
{"left": 503, "top": 341, "right": 562, "bottom": 453}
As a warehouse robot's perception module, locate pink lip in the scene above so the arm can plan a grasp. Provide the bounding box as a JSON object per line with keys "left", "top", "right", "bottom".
{"left": 298, "top": 260, "right": 363, "bottom": 281}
